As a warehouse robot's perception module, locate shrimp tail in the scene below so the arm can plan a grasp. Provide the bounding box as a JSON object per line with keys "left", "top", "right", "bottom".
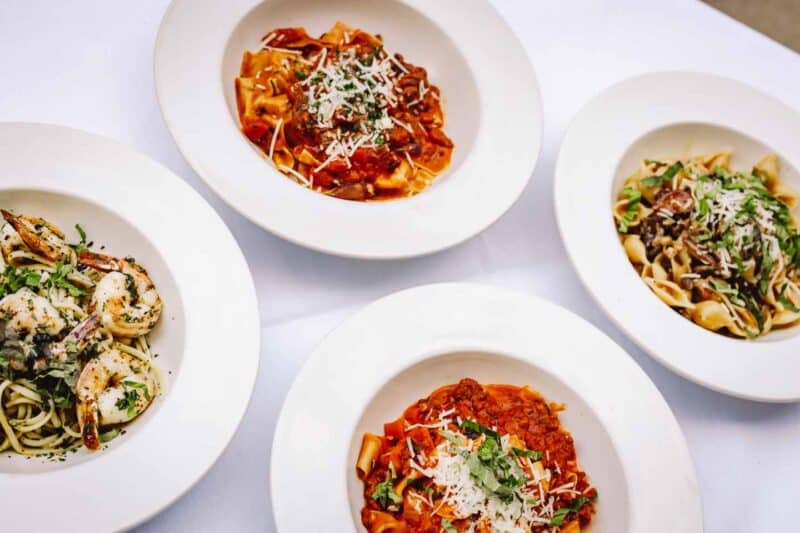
{"left": 45, "top": 315, "right": 101, "bottom": 364}
{"left": 77, "top": 401, "right": 101, "bottom": 450}
{"left": 1, "top": 209, "right": 64, "bottom": 262}
{"left": 78, "top": 250, "right": 121, "bottom": 272}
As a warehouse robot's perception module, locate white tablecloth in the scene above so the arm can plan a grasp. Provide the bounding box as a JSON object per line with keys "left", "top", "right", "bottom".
{"left": 1, "top": 1, "right": 798, "bottom": 531}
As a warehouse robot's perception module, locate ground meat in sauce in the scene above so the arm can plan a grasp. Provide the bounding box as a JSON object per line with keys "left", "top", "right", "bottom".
{"left": 360, "top": 378, "right": 597, "bottom": 532}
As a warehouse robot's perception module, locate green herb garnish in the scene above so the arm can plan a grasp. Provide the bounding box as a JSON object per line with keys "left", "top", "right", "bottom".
{"left": 640, "top": 161, "right": 683, "bottom": 188}
{"left": 512, "top": 447, "right": 542, "bottom": 461}
{"left": 549, "top": 495, "right": 597, "bottom": 526}
{"left": 371, "top": 463, "right": 403, "bottom": 510}
{"left": 46, "top": 261, "right": 85, "bottom": 297}
{"left": 617, "top": 186, "right": 642, "bottom": 233}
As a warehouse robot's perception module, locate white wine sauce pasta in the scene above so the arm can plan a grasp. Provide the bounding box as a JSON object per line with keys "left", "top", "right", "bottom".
{"left": 0, "top": 210, "right": 163, "bottom": 456}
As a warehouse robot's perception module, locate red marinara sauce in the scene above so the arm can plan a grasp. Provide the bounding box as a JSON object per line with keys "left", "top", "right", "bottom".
{"left": 359, "top": 378, "right": 597, "bottom": 532}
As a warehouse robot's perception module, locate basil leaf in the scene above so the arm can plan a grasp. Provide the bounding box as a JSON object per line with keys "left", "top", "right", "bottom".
{"left": 641, "top": 161, "right": 683, "bottom": 188}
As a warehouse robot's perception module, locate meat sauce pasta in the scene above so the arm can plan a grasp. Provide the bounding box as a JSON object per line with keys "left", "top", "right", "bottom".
{"left": 0, "top": 210, "right": 163, "bottom": 456}
{"left": 356, "top": 379, "right": 597, "bottom": 533}
{"left": 235, "top": 22, "right": 454, "bottom": 201}
{"left": 615, "top": 153, "right": 800, "bottom": 338}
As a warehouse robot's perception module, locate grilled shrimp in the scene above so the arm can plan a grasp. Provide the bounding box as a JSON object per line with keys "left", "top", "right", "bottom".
{"left": 0, "top": 287, "right": 68, "bottom": 371}
{"left": 0, "top": 287, "right": 66, "bottom": 339}
{"left": 76, "top": 348, "right": 157, "bottom": 450}
{"left": 0, "top": 210, "right": 75, "bottom": 264}
{"left": 78, "top": 251, "right": 163, "bottom": 338}
{"left": 45, "top": 315, "right": 100, "bottom": 365}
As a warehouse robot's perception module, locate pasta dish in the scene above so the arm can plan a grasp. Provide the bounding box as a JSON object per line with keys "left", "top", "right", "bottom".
{"left": 235, "top": 22, "right": 454, "bottom": 201}
{"left": 356, "top": 379, "right": 597, "bottom": 532}
{"left": 615, "top": 153, "right": 800, "bottom": 337}
{"left": 0, "top": 210, "right": 163, "bottom": 456}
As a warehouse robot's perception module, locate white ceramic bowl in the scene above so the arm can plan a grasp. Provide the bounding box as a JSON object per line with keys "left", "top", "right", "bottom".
{"left": 155, "top": 0, "right": 542, "bottom": 259}
{"left": 554, "top": 72, "right": 800, "bottom": 402}
{"left": 0, "top": 123, "right": 260, "bottom": 531}
{"left": 271, "top": 283, "right": 701, "bottom": 532}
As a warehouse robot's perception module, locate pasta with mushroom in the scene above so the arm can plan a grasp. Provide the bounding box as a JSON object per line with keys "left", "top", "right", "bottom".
{"left": 615, "top": 153, "right": 800, "bottom": 338}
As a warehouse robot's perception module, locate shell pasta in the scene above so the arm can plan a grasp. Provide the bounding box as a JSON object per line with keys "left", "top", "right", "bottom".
{"left": 235, "top": 22, "right": 454, "bottom": 201}
{"left": 356, "top": 379, "right": 597, "bottom": 532}
{"left": 615, "top": 153, "right": 800, "bottom": 338}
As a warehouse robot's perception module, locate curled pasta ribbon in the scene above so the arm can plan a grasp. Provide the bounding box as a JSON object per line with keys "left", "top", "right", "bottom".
{"left": 644, "top": 278, "right": 694, "bottom": 309}
{"left": 691, "top": 301, "right": 738, "bottom": 333}
{"left": 774, "top": 282, "right": 800, "bottom": 326}
{"left": 623, "top": 235, "right": 648, "bottom": 265}
{"left": 363, "top": 510, "right": 408, "bottom": 533}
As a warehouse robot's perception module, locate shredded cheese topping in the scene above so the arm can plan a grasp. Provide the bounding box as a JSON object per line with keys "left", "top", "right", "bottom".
{"left": 410, "top": 416, "right": 578, "bottom": 532}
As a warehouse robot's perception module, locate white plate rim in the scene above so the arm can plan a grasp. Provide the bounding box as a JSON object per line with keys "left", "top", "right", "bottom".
{"left": 270, "top": 282, "right": 702, "bottom": 532}
{"left": 554, "top": 71, "right": 800, "bottom": 402}
{"left": 154, "top": 0, "right": 543, "bottom": 259}
{"left": 0, "top": 122, "right": 261, "bottom": 531}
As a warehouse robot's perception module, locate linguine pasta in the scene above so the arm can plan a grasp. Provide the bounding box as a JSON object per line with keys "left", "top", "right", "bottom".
{"left": 0, "top": 212, "right": 162, "bottom": 456}
{"left": 615, "top": 153, "right": 800, "bottom": 338}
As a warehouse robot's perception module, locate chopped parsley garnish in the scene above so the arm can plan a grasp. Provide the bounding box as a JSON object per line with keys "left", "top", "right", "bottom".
{"left": 46, "top": 261, "right": 85, "bottom": 297}
{"left": 0, "top": 265, "right": 41, "bottom": 297}
{"left": 441, "top": 518, "right": 457, "bottom": 533}
{"left": 114, "top": 381, "right": 150, "bottom": 417}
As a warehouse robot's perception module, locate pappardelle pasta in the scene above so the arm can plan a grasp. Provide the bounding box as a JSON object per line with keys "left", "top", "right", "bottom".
{"left": 615, "top": 153, "right": 800, "bottom": 338}
{"left": 235, "top": 22, "right": 454, "bottom": 201}
{"left": 356, "top": 379, "right": 597, "bottom": 532}
{"left": 0, "top": 210, "right": 163, "bottom": 456}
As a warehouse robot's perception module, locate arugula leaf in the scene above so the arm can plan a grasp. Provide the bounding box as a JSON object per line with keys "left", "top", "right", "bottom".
{"left": 371, "top": 463, "right": 403, "bottom": 510}
{"left": 640, "top": 161, "right": 683, "bottom": 188}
